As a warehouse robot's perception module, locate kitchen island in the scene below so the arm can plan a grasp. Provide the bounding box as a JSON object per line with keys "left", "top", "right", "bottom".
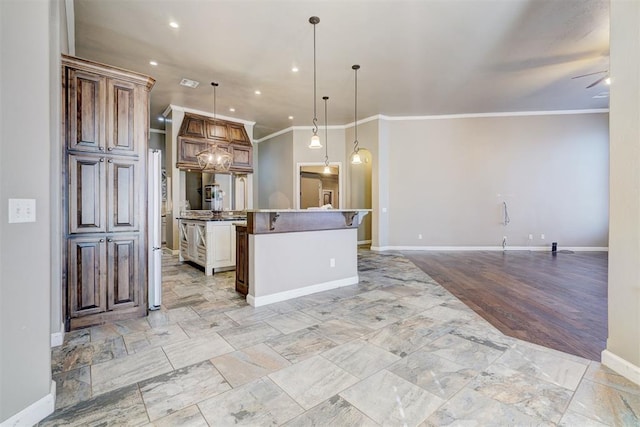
{"left": 242, "top": 209, "right": 370, "bottom": 307}
{"left": 178, "top": 212, "right": 246, "bottom": 275}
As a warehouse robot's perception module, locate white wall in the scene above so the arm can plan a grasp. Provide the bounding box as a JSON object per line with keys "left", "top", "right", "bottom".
{"left": 249, "top": 228, "right": 358, "bottom": 304}
{"left": 1, "top": 0, "right": 56, "bottom": 423}
{"left": 604, "top": 0, "right": 640, "bottom": 381}
{"left": 257, "top": 130, "right": 294, "bottom": 208}
{"left": 385, "top": 113, "right": 609, "bottom": 248}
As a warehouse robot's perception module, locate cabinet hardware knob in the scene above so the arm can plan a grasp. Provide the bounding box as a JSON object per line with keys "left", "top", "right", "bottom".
{"left": 99, "top": 147, "right": 104, "bottom": 151}
{"left": 100, "top": 158, "right": 105, "bottom": 162}
{"left": 99, "top": 239, "right": 105, "bottom": 242}
{"left": 108, "top": 159, "right": 113, "bottom": 163}
{"left": 108, "top": 239, "right": 113, "bottom": 242}
{"left": 108, "top": 147, "right": 113, "bottom": 151}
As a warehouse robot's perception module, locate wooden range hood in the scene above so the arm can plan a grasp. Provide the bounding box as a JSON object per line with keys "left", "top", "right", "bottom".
{"left": 176, "top": 113, "right": 253, "bottom": 174}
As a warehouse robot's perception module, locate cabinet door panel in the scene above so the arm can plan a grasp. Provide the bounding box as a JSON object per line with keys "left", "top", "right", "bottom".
{"left": 235, "top": 227, "right": 248, "bottom": 295}
{"left": 69, "top": 154, "right": 106, "bottom": 233}
{"left": 107, "top": 79, "right": 136, "bottom": 155}
{"left": 107, "top": 157, "right": 138, "bottom": 232}
{"left": 213, "top": 225, "right": 233, "bottom": 264}
{"left": 227, "top": 123, "right": 249, "bottom": 144}
{"left": 107, "top": 235, "right": 139, "bottom": 310}
{"left": 68, "top": 70, "right": 105, "bottom": 152}
{"left": 231, "top": 145, "right": 253, "bottom": 171}
{"left": 68, "top": 237, "right": 107, "bottom": 317}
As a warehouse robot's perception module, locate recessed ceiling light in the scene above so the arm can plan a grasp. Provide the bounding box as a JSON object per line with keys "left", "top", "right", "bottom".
{"left": 254, "top": 90, "right": 261, "bottom": 95}
{"left": 169, "top": 21, "right": 179, "bottom": 29}
{"left": 291, "top": 66, "right": 299, "bottom": 73}
{"left": 229, "top": 107, "right": 236, "bottom": 112}
{"left": 288, "top": 116, "right": 294, "bottom": 120}
{"left": 605, "top": 77, "right": 611, "bottom": 85}
{"left": 149, "top": 60, "right": 158, "bottom": 66}
{"left": 179, "top": 78, "right": 200, "bottom": 88}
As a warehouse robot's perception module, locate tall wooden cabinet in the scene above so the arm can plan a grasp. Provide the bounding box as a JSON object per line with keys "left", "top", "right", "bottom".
{"left": 62, "top": 55, "right": 155, "bottom": 330}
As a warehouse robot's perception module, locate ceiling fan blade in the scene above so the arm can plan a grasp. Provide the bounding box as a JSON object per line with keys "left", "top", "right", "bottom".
{"left": 572, "top": 70, "right": 607, "bottom": 79}
{"left": 586, "top": 75, "right": 608, "bottom": 88}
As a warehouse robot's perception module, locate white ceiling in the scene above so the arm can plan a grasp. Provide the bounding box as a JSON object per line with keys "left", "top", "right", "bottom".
{"left": 74, "top": 0, "right": 609, "bottom": 139}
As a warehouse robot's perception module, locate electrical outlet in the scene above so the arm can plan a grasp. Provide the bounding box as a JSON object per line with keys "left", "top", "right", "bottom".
{"left": 540, "top": 234, "right": 545, "bottom": 240}
{"left": 330, "top": 258, "right": 335, "bottom": 267}
{"left": 418, "top": 234, "right": 423, "bottom": 240}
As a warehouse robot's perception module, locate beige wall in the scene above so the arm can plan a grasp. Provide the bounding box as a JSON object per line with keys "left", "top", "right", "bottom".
{"left": 257, "top": 131, "right": 294, "bottom": 208}
{"left": 605, "top": 0, "right": 640, "bottom": 376}
{"left": 249, "top": 228, "right": 358, "bottom": 300}
{"left": 1, "top": 0, "right": 55, "bottom": 422}
{"left": 385, "top": 113, "right": 609, "bottom": 248}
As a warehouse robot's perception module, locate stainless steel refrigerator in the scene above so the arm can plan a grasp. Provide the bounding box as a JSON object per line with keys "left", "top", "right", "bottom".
{"left": 148, "top": 149, "right": 162, "bottom": 309}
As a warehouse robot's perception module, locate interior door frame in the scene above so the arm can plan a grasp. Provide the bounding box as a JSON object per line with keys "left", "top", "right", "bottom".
{"left": 295, "top": 162, "right": 343, "bottom": 209}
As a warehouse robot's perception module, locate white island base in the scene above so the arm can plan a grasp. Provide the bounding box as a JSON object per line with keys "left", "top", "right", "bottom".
{"left": 244, "top": 209, "right": 369, "bottom": 307}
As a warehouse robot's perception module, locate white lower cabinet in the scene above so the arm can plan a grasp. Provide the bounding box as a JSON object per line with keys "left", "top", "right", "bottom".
{"left": 179, "top": 219, "right": 236, "bottom": 275}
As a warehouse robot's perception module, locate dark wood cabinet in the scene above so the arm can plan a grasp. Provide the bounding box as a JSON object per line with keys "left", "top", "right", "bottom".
{"left": 67, "top": 69, "right": 106, "bottom": 152}
{"left": 68, "top": 236, "right": 107, "bottom": 318}
{"left": 62, "top": 55, "right": 154, "bottom": 330}
{"left": 235, "top": 225, "right": 248, "bottom": 295}
{"left": 68, "top": 154, "right": 106, "bottom": 234}
{"left": 176, "top": 113, "right": 253, "bottom": 173}
{"left": 107, "top": 157, "right": 139, "bottom": 232}
{"left": 107, "top": 235, "right": 140, "bottom": 310}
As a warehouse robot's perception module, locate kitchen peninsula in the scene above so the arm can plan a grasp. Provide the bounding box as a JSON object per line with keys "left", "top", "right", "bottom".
{"left": 240, "top": 209, "right": 370, "bottom": 307}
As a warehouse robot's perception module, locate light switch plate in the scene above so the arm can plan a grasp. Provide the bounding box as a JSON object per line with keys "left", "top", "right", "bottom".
{"left": 8, "top": 199, "right": 36, "bottom": 223}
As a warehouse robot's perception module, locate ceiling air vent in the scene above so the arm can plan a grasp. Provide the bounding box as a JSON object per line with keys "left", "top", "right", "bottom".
{"left": 179, "top": 78, "right": 200, "bottom": 88}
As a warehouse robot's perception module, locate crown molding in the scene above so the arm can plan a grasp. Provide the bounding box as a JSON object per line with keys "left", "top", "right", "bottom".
{"left": 379, "top": 109, "right": 609, "bottom": 121}
{"left": 162, "top": 104, "right": 256, "bottom": 126}
{"left": 255, "top": 109, "right": 608, "bottom": 142}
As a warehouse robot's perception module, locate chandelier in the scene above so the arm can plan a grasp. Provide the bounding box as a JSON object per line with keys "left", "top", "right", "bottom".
{"left": 196, "top": 146, "right": 232, "bottom": 172}
{"left": 197, "top": 82, "right": 232, "bottom": 172}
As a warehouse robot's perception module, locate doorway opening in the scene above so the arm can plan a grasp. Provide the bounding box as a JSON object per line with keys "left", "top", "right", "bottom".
{"left": 296, "top": 162, "right": 343, "bottom": 209}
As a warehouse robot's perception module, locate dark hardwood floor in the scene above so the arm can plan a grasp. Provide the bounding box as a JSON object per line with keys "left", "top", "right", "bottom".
{"left": 403, "top": 250, "right": 608, "bottom": 361}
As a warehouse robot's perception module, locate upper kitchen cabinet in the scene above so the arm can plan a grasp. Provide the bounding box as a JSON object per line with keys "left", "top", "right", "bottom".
{"left": 64, "top": 58, "right": 153, "bottom": 157}
{"left": 176, "top": 113, "right": 254, "bottom": 173}
{"left": 66, "top": 69, "right": 106, "bottom": 152}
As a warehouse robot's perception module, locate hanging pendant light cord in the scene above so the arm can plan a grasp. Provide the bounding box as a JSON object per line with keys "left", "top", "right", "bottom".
{"left": 312, "top": 21, "right": 318, "bottom": 135}
{"left": 211, "top": 82, "right": 218, "bottom": 120}
{"left": 324, "top": 96, "right": 329, "bottom": 166}
{"left": 353, "top": 65, "right": 359, "bottom": 153}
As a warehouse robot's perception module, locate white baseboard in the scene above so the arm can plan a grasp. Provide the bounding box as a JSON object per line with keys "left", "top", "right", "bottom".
{"left": 0, "top": 380, "right": 56, "bottom": 427}
{"left": 247, "top": 275, "right": 359, "bottom": 307}
{"left": 50, "top": 321, "right": 65, "bottom": 348}
{"left": 371, "top": 245, "right": 608, "bottom": 252}
{"left": 162, "top": 248, "right": 179, "bottom": 255}
{"left": 50, "top": 332, "right": 63, "bottom": 348}
{"left": 357, "top": 239, "right": 372, "bottom": 245}
{"left": 602, "top": 349, "right": 640, "bottom": 386}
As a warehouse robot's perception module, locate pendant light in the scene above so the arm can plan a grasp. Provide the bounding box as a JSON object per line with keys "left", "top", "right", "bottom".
{"left": 308, "top": 16, "right": 322, "bottom": 149}
{"left": 322, "top": 96, "right": 331, "bottom": 174}
{"left": 196, "top": 82, "right": 232, "bottom": 172}
{"left": 351, "top": 64, "right": 363, "bottom": 164}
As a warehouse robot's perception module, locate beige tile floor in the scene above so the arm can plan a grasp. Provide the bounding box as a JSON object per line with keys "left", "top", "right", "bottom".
{"left": 41, "top": 250, "right": 640, "bottom": 426}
